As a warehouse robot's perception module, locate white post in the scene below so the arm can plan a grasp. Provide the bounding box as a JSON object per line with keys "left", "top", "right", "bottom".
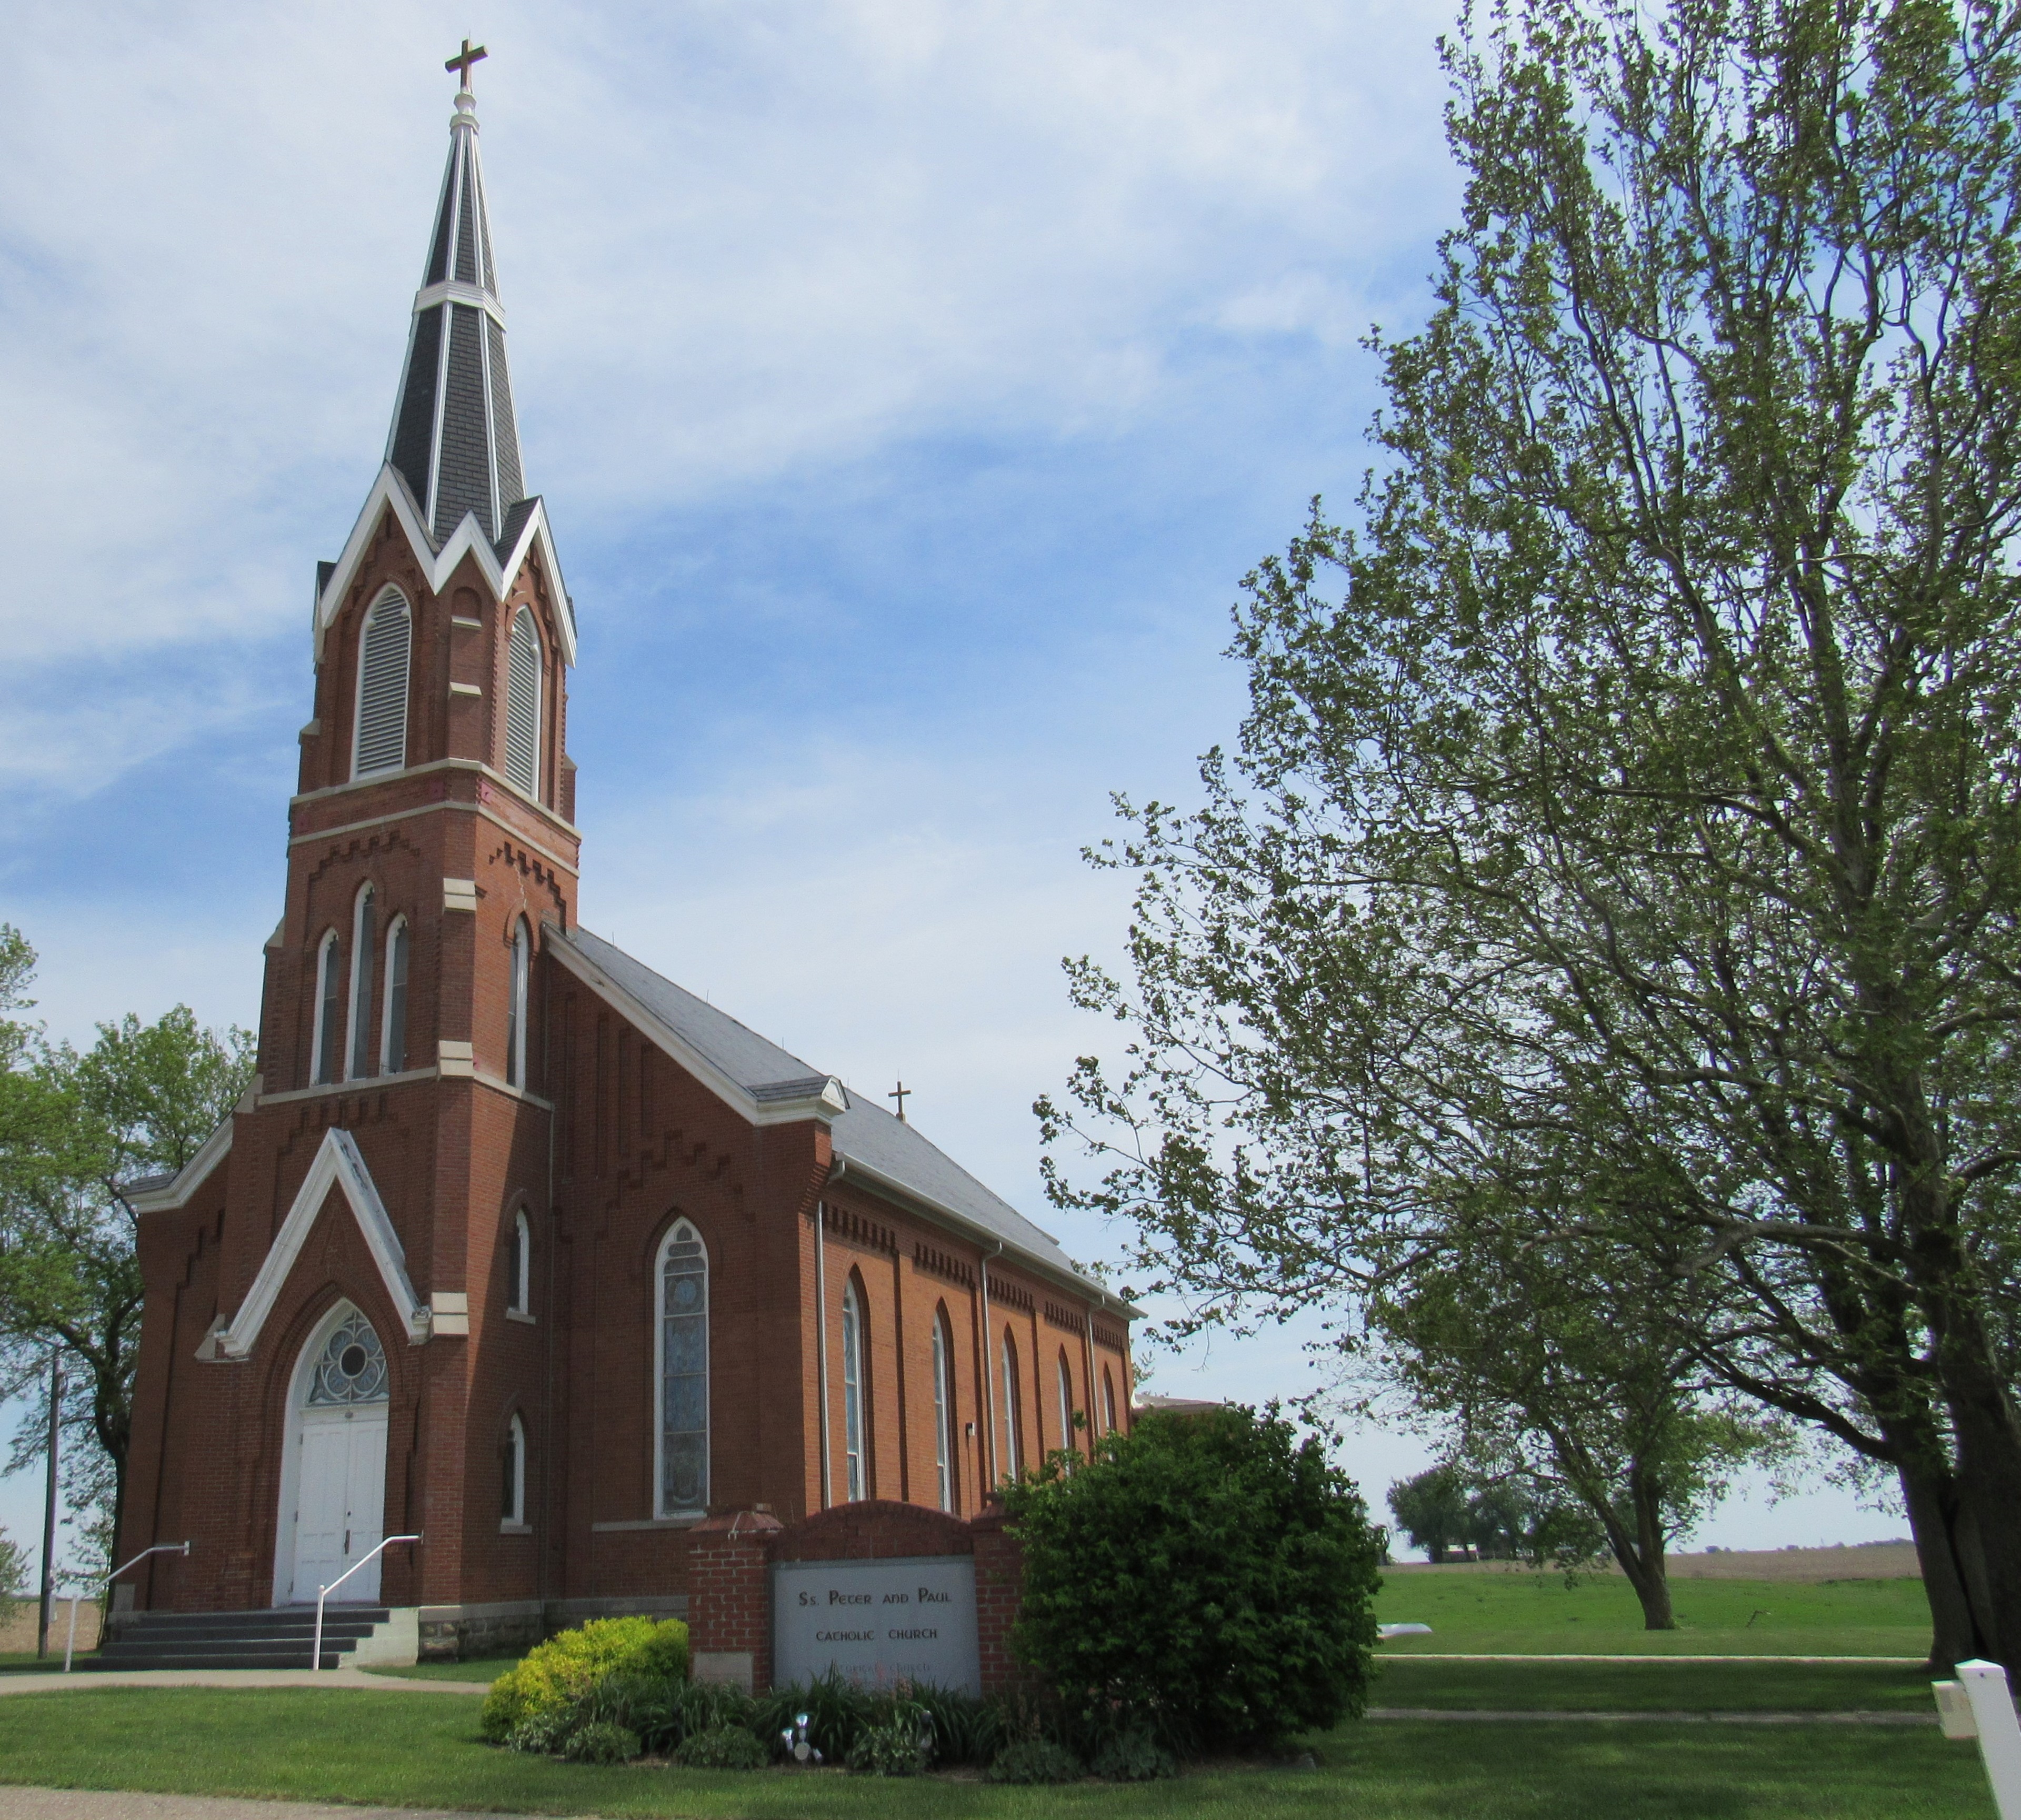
{"left": 1959, "top": 1661, "right": 2021, "bottom": 1819}
{"left": 62, "top": 1594, "right": 81, "bottom": 1672}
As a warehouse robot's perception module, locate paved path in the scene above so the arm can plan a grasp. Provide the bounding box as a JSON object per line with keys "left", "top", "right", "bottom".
{"left": 1366, "top": 1706, "right": 1933, "bottom": 1725}
{"left": 2, "top": 1794, "right": 498, "bottom": 1820}
{"left": 0, "top": 1669, "right": 489, "bottom": 1696}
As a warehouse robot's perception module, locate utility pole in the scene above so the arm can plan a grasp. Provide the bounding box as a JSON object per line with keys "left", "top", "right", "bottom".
{"left": 36, "top": 1352, "right": 61, "bottom": 1660}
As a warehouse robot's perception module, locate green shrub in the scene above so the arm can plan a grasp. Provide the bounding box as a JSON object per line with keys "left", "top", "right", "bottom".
{"left": 984, "top": 1737, "right": 1083, "bottom": 1784}
{"left": 1003, "top": 1405, "right": 1382, "bottom": 1751}
{"left": 670, "top": 1725, "right": 769, "bottom": 1770}
{"left": 563, "top": 1722, "right": 641, "bottom": 1765}
{"left": 915, "top": 1683, "right": 1004, "bottom": 1766}
{"left": 504, "top": 1710, "right": 575, "bottom": 1755}
{"left": 846, "top": 1704, "right": 931, "bottom": 1776}
{"left": 1090, "top": 1726, "right": 1178, "bottom": 1781}
{"left": 479, "top": 1617, "right": 690, "bottom": 1742}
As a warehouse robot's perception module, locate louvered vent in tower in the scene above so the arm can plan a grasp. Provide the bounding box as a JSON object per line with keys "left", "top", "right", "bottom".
{"left": 354, "top": 595, "right": 413, "bottom": 778}
{"left": 505, "top": 608, "right": 542, "bottom": 796}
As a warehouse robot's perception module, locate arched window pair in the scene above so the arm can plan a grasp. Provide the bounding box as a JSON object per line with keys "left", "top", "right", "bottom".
{"left": 351, "top": 587, "right": 545, "bottom": 805}
{"left": 311, "top": 883, "right": 409, "bottom": 1085}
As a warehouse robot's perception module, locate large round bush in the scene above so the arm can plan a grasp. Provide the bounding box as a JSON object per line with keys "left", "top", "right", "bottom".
{"left": 480, "top": 1616, "right": 689, "bottom": 1742}
{"left": 1002, "top": 1406, "right": 1380, "bottom": 1749}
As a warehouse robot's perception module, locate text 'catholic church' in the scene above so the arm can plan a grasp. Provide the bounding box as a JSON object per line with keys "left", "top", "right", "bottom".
{"left": 114, "top": 64, "right": 1135, "bottom": 1656}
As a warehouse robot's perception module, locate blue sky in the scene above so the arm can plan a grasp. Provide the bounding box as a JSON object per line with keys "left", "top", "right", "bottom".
{"left": 0, "top": 0, "right": 1900, "bottom": 1570}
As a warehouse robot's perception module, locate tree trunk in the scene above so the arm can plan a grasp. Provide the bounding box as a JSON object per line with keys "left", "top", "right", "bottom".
{"left": 1587, "top": 1461, "right": 1675, "bottom": 1630}
{"left": 1898, "top": 1462, "right": 1984, "bottom": 1672}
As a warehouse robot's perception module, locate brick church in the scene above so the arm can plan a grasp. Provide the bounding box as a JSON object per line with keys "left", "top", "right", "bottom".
{"left": 113, "top": 63, "right": 1135, "bottom": 1654}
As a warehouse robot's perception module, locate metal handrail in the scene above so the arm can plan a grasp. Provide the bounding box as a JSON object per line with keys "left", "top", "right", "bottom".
{"left": 76, "top": 1541, "right": 192, "bottom": 1672}
{"left": 311, "top": 1535, "right": 419, "bottom": 1672}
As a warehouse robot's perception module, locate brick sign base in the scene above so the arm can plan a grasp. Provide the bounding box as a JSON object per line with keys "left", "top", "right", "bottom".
{"left": 687, "top": 1500, "right": 1025, "bottom": 1695}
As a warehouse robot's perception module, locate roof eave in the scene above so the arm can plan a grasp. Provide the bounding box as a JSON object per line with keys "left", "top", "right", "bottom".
{"left": 126, "top": 1114, "right": 235, "bottom": 1214}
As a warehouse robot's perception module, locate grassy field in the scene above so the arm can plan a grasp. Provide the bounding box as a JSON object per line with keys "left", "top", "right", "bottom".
{"left": 364, "top": 1653, "right": 522, "bottom": 1682}
{"left": 0, "top": 1686, "right": 1993, "bottom": 1819}
{"left": 1373, "top": 1570, "right": 1930, "bottom": 1656}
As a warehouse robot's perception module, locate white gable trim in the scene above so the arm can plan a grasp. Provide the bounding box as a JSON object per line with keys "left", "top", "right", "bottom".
{"left": 313, "top": 465, "right": 577, "bottom": 667}
{"left": 126, "top": 1115, "right": 236, "bottom": 1214}
{"left": 218, "top": 1128, "right": 429, "bottom": 1358}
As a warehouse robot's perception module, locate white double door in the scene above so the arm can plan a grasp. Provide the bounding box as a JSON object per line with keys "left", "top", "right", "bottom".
{"left": 289, "top": 1404, "right": 388, "bottom": 1603}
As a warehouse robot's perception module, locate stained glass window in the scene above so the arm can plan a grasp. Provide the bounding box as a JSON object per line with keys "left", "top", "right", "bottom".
{"left": 658, "top": 1223, "right": 707, "bottom": 1513}
{"left": 307, "top": 1311, "right": 388, "bottom": 1406}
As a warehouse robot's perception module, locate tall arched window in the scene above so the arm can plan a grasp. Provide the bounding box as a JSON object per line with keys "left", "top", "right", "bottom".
{"left": 506, "top": 919, "right": 529, "bottom": 1088}
{"left": 380, "top": 917, "right": 409, "bottom": 1074}
{"left": 312, "top": 931, "right": 343, "bottom": 1085}
{"left": 932, "top": 1309, "right": 957, "bottom": 1513}
{"left": 506, "top": 1209, "right": 532, "bottom": 1315}
{"left": 502, "top": 1413, "right": 526, "bottom": 1527}
{"left": 842, "top": 1278, "right": 867, "bottom": 1502}
{"left": 504, "top": 607, "right": 542, "bottom": 798}
{"left": 1000, "top": 1328, "right": 1022, "bottom": 1482}
{"left": 353, "top": 591, "right": 412, "bottom": 778}
{"left": 347, "top": 883, "right": 377, "bottom": 1079}
{"left": 1057, "top": 1351, "right": 1075, "bottom": 1461}
{"left": 656, "top": 1220, "right": 708, "bottom": 1516}
{"left": 1102, "top": 1367, "right": 1118, "bottom": 1436}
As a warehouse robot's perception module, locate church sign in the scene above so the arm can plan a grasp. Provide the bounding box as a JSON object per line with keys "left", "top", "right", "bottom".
{"left": 772, "top": 1555, "right": 981, "bottom": 1694}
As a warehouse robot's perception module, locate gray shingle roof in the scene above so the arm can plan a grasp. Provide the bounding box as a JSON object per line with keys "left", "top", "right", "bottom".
{"left": 559, "top": 925, "right": 1105, "bottom": 1298}
{"left": 385, "top": 91, "right": 527, "bottom": 554}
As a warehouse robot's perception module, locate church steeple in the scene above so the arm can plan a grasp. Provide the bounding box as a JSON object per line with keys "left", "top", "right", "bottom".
{"left": 385, "top": 77, "right": 526, "bottom": 549}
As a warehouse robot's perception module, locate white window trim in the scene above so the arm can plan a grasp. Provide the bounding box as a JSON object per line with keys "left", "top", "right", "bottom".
{"left": 1058, "top": 1353, "right": 1074, "bottom": 1461}
{"left": 509, "top": 1209, "right": 532, "bottom": 1314}
{"left": 346, "top": 882, "right": 376, "bottom": 1081}
{"left": 502, "top": 1412, "right": 527, "bottom": 1530}
{"left": 1103, "top": 1367, "right": 1117, "bottom": 1435}
{"left": 379, "top": 915, "right": 409, "bottom": 1075}
{"left": 312, "top": 929, "right": 342, "bottom": 1086}
{"left": 933, "top": 1312, "right": 954, "bottom": 1513}
{"left": 842, "top": 1279, "right": 865, "bottom": 1503}
{"left": 507, "top": 920, "right": 529, "bottom": 1088}
{"left": 351, "top": 587, "right": 414, "bottom": 781}
{"left": 1001, "top": 1329, "right": 1020, "bottom": 1482}
{"left": 653, "top": 1219, "right": 709, "bottom": 1520}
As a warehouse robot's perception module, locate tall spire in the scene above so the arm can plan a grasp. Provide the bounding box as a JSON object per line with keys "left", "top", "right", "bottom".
{"left": 385, "top": 74, "right": 526, "bottom": 550}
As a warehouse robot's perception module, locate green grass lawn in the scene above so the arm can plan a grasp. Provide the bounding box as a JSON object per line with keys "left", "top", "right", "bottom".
{"left": 1375, "top": 1571, "right": 1931, "bottom": 1656}
{"left": 0, "top": 1687, "right": 1993, "bottom": 1819}
{"left": 364, "top": 1653, "right": 523, "bottom": 1682}
{"left": 1371, "top": 1656, "right": 1937, "bottom": 1712}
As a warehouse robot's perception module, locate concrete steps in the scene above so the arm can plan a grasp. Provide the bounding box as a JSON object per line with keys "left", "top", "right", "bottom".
{"left": 90, "top": 1606, "right": 392, "bottom": 1672}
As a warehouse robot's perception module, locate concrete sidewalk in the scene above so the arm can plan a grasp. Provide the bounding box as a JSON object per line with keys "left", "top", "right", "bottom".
{"left": 2, "top": 1794, "right": 496, "bottom": 1820}
{"left": 0, "top": 1668, "right": 489, "bottom": 1696}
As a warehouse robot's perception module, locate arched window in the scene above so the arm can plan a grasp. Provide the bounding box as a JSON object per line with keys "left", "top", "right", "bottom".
{"left": 502, "top": 1413, "right": 526, "bottom": 1527}
{"left": 506, "top": 919, "right": 529, "bottom": 1088}
{"left": 506, "top": 1209, "right": 532, "bottom": 1315}
{"left": 347, "top": 883, "right": 377, "bottom": 1079}
{"left": 504, "top": 607, "right": 542, "bottom": 798}
{"left": 1057, "top": 1351, "right": 1075, "bottom": 1460}
{"left": 312, "top": 931, "right": 343, "bottom": 1085}
{"left": 932, "top": 1309, "right": 957, "bottom": 1513}
{"left": 1102, "top": 1366, "right": 1118, "bottom": 1436}
{"left": 842, "top": 1278, "right": 867, "bottom": 1502}
{"left": 381, "top": 917, "right": 409, "bottom": 1074}
{"left": 353, "top": 591, "right": 412, "bottom": 778}
{"left": 1000, "top": 1328, "right": 1022, "bottom": 1482}
{"left": 656, "top": 1220, "right": 708, "bottom": 1516}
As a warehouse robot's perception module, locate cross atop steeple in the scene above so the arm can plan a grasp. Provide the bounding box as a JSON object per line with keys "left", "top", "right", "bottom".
{"left": 445, "top": 38, "right": 487, "bottom": 91}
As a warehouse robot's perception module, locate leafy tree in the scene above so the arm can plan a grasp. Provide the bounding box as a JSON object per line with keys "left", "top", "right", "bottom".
{"left": 1388, "top": 1465, "right": 1472, "bottom": 1564}
{"left": 1040, "top": 0, "right": 2021, "bottom": 1668}
{"left": 0, "top": 1524, "right": 27, "bottom": 1602}
{"left": 1003, "top": 1406, "right": 1383, "bottom": 1751}
{"left": 0, "top": 928, "right": 255, "bottom": 1573}
{"left": 1379, "top": 1213, "right": 1782, "bottom": 1625}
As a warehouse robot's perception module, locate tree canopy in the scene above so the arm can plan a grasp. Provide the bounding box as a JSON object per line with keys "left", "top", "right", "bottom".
{"left": 1042, "top": 0, "right": 2021, "bottom": 1668}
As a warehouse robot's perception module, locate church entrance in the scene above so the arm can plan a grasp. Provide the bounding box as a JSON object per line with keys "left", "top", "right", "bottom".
{"left": 277, "top": 1305, "right": 390, "bottom": 1605}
